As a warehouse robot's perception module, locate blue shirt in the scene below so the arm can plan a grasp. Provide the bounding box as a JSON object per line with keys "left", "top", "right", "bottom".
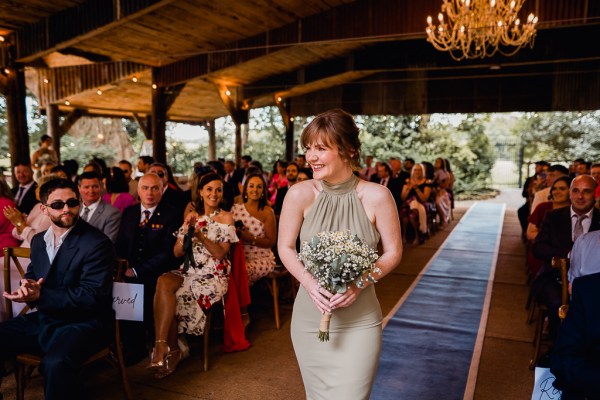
{"left": 569, "top": 230, "right": 600, "bottom": 282}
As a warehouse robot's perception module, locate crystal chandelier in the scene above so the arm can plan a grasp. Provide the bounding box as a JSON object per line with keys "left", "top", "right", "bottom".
{"left": 425, "top": 0, "right": 538, "bottom": 61}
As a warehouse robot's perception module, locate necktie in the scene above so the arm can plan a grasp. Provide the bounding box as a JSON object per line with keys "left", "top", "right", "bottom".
{"left": 140, "top": 210, "right": 151, "bottom": 227}
{"left": 573, "top": 214, "right": 587, "bottom": 242}
{"left": 81, "top": 206, "right": 90, "bottom": 222}
{"left": 381, "top": 178, "right": 388, "bottom": 187}
{"left": 16, "top": 186, "right": 24, "bottom": 206}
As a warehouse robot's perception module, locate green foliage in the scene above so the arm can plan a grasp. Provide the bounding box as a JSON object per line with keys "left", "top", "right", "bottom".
{"left": 356, "top": 113, "right": 496, "bottom": 193}
{"left": 517, "top": 111, "right": 600, "bottom": 162}
{"left": 59, "top": 134, "right": 117, "bottom": 168}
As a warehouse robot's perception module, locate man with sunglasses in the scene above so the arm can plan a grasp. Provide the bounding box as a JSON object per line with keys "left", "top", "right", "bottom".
{"left": 0, "top": 178, "right": 115, "bottom": 399}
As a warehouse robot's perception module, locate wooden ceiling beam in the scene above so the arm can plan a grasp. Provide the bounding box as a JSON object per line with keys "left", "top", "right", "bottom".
{"left": 36, "top": 61, "right": 148, "bottom": 106}
{"left": 15, "top": 0, "right": 178, "bottom": 63}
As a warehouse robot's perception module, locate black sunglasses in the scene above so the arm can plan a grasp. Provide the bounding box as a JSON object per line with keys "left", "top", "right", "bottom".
{"left": 45, "top": 198, "right": 80, "bottom": 210}
{"left": 156, "top": 171, "right": 165, "bottom": 178}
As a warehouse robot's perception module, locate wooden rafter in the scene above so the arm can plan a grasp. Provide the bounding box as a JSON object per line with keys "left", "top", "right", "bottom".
{"left": 59, "top": 108, "right": 85, "bottom": 137}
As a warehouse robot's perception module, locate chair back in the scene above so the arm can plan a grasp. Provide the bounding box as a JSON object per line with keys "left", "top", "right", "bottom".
{"left": 551, "top": 256, "right": 570, "bottom": 319}
{"left": 3, "top": 247, "right": 32, "bottom": 318}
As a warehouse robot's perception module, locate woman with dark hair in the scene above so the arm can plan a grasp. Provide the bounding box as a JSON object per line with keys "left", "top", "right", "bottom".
{"left": 526, "top": 175, "right": 572, "bottom": 276}
{"left": 268, "top": 160, "right": 288, "bottom": 204}
{"left": 278, "top": 109, "right": 402, "bottom": 399}
{"left": 232, "top": 173, "right": 277, "bottom": 286}
{"left": 102, "top": 167, "right": 136, "bottom": 212}
{"left": 149, "top": 173, "right": 238, "bottom": 378}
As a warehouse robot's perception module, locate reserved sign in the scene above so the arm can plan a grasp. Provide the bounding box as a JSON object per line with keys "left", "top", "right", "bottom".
{"left": 112, "top": 282, "right": 144, "bottom": 321}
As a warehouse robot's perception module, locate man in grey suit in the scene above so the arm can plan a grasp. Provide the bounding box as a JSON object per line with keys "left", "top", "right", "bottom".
{"left": 77, "top": 172, "right": 121, "bottom": 242}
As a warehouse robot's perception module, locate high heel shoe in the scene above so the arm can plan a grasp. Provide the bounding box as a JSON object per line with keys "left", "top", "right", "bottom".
{"left": 154, "top": 349, "right": 182, "bottom": 379}
{"left": 147, "top": 340, "right": 169, "bottom": 370}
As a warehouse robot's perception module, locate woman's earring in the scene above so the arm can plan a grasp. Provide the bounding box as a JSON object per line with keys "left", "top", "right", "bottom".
{"left": 243, "top": 194, "right": 248, "bottom": 201}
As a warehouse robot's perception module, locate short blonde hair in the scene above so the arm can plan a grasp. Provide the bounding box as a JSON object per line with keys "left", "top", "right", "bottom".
{"left": 300, "top": 109, "right": 361, "bottom": 170}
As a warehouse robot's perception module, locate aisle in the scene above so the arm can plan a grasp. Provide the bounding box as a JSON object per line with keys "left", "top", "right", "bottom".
{"left": 372, "top": 202, "right": 505, "bottom": 399}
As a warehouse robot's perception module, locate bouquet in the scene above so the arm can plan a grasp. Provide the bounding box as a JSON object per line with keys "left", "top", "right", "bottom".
{"left": 298, "top": 230, "right": 380, "bottom": 341}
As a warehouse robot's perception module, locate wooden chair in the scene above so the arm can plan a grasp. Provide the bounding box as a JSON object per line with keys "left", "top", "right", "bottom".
{"left": 528, "top": 256, "right": 570, "bottom": 370}
{"left": 3, "top": 247, "right": 32, "bottom": 319}
{"left": 2, "top": 248, "right": 133, "bottom": 400}
{"left": 264, "top": 266, "right": 296, "bottom": 330}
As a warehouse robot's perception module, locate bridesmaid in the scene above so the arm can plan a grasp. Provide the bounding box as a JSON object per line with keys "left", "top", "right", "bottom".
{"left": 278, "top": 109, "right": 403, "bottom": 399}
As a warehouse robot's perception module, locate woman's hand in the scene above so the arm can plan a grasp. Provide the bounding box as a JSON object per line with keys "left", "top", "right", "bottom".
{"left": 3, "top": 206, "right": 25, "bottom": 227}
{"left": 183, "top": 212, "right": 198, "bottom": 231}
{"left": 303, "top": 276, "right": 333, "bottom": 314}
{"left": 329, "top": 285, "right": 363, "bottom": 310}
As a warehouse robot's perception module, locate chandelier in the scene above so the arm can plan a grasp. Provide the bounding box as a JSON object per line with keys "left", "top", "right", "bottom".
{"left": 425, "top": 0, "right": 538, "bottom": 61}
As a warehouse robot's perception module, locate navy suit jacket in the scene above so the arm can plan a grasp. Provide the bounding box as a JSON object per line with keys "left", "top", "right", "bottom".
{"left": 25, "top": 219, "right": 115, "bottom": 352}
{"left": 533, "top": 207, "right": 600, "bottom": 273}
{"left": 551, "top": 272, "right": 600, "bottom": 399}
{"left": 116, "top": 202, "right": 182, "bottom": 286}
{"left": 12, "top": 182, "right": 38, "bottom": 215}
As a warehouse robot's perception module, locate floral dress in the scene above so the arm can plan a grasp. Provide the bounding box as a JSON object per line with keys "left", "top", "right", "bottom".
{"left": 173, "top": 212, "right": 238, "bottom": 336}
{"left": 231, "top": 203, "right": 276, "bottom": 285}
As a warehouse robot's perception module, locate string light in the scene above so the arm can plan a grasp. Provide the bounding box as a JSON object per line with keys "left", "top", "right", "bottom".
{"left": 43, "top": 78, "right": 49, "bottom": 84}
{"left": 132, "top": 76, "right": 138, "bottom": 83}
{"left": 152, "top": 84, "right": 157, "bottom": 89}
{"left": 276, "top": 96, "right": 282, "bottom": 102}
{"left": 225, "top": 90, "right": 231, "bottom": 96}
{"left": 3, "top": 68, "right": 9, "bottom": 75}
{"left": 0, "top": 35, "right": 5, "bottom": 42}
{"left": 65, "top": 100, "right": 71, "bottom": 106}
{"left": 97, "top": 89, "right": 103, "bottom": 95}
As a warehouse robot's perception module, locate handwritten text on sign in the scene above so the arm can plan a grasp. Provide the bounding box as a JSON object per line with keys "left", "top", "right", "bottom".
{"left": 112, "top": 282, "right": 144, "bottom": 321}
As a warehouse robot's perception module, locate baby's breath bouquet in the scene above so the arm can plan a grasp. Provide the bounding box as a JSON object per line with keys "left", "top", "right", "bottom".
{"left": 298, "top": 230, "right": 380, "bottom": 342}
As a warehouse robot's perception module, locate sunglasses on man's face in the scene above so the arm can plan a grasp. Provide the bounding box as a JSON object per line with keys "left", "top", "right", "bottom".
{"left": 45, "top": 198, "right": 80, "bottom": 210}
{"left": 155, "top": 171, "right": 165, "bottom": 178}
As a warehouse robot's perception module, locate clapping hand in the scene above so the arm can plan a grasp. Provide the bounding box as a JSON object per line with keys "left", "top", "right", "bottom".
{"left": 3, "top": 278, "right": 44, "bottom": 303}
{"left": 3, "top": 205, "right": 25, "bottom": 227}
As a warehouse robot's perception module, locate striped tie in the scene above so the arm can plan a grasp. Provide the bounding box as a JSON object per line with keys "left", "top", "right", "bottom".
{"left": 140, "top": 210, "right": 151, "bottom": 227}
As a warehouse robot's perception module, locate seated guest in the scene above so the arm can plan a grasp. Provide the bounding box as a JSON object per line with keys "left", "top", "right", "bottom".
{"left": 3, "top": 175, "right": 56, "bottom": 320}
{"left": 533, "top": 175, "right": 600, "bottom": 345}
{"left": 102, "top": 166, "right": 137, "bottom": 212}
{"left": 268, "top": 160, "right": 288, "bottom": 205}
{"left": 78, "top": 172, "right": 121, "bottom": 242}
{"left": 137, "top": 155, "right": 154, "bottom": 177}
{"left": 232, "top": 173, "right": 277, "bottom": 286}
{"left": 568, "top": 228, "right": 600, "bottom": 283}
{"left": 149, "top": 163, "right": 187, "bottom": 211}
{"left": 50, "top": 165, "right": 71, "bottom": 181}
{"left": 116, "top": 173, "right": 182, "bottom": 363}
{"left": 0, "top": 178, "right": 115, "bottom": 399}
{"left": 4, "top": 174, "right": 56, "bottom": 247}
{"left": 118, "top": 159, "right": 139, "bottom": 198}
{"left": 531, "top": 164, "right": 569, "bottom": 214}
{"left": 526, "top": 176, "right": 571, "bottom": 276}
{"left": 0, "top": 178, "right": 20, "bottom": 321}
{"left": 11, "top": 163, "right": 38, "bottom": 215}
{"left": 551, "top": 272, "right": 600, "bottom": 398}
{"left": 434, "top": 157, "right": 452, "bottom": 225}
{"left": 274, "top": 162, "right": 299, "bottom": 217}
{"left": 150, "top": 173, "right": 238, "bottom": 378}
{"left": 401, "top": 164, "right": 433, "bottom": 244}
{"left": 297, "top": 169, "right": 312, "bottom": 182}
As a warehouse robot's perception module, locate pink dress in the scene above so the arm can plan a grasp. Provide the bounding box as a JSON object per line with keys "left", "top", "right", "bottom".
{"left": 0, "top": 197, "right": 23, "bottom": 321}
{"left": 102, "top": 192, "right": 137, "bottom": 213}
{"left": 231, "top": 203, "right": 275, "bottom": 285}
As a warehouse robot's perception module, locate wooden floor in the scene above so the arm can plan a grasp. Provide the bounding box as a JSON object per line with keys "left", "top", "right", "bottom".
{"left": 0, "top": 190, "right": 536, "bottom": 399}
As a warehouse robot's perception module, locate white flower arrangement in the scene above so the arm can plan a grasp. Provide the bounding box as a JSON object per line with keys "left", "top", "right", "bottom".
{"left": 298, "top": 230, "right": 380, "bottom": 341}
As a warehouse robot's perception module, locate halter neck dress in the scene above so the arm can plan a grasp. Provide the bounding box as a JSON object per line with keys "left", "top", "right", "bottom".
{"left": 291, "top": 174, "right": 382, "bottom": 400}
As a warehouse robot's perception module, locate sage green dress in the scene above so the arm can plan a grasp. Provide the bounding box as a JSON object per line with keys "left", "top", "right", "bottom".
{"left": 291, "top": 174, "right": 382, "bottom": 400}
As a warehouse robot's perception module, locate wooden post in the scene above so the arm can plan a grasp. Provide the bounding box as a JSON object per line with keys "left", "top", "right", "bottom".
{"left": 47, "top": 104, "right": 61, "bottom": 163}
{"left": 6, "top": 66, "right": 29, "bottom": 185}
{"left": 151, "top": 69, "right": 167, "bottom": 164}
{"left": 275, "top": 98, "right": 295, "bottom": 161}
{"left": 207, "top": 119, "right": 216, "bottom": 160}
